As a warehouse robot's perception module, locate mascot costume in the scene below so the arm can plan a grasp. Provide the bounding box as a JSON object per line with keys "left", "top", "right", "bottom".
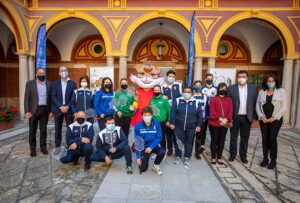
{"left": 130, "top": 64, "right": 164, "bottom": 126}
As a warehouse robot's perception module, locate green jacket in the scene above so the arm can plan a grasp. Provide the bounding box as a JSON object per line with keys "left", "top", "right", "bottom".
{"left": 114, "top": 90, "right": 134, "bottom": 117}
{"left": 150, "top": 95, "right": 171, "bottom": 122}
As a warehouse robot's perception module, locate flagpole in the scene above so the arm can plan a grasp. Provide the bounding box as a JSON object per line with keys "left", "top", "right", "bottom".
{"left": 35, "top": 23, "right": 47, "bottom": 74}
{"left": 187, "top": 11, "right": 196, "bottom": 87}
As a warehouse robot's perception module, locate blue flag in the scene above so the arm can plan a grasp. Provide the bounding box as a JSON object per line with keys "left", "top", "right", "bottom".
{"left": 35, "top": 23, "right": 47, "bottom": 71}
{"left": 187, "top": 11, "right": 196, "bottom": 87}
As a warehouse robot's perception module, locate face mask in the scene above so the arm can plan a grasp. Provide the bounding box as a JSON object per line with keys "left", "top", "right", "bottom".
{"left": 121, "top": 85, "right": 128, "bottom": 90}
{"left": 76, "top": 117, "right": 85, "bottom": 125}
{"left": 206, "top": 79, "right": 213, "bottom": 85}
{"left": 106, "top": 124, "right": 115, "bottom": 131}
{"left": 219, "top": 90, "right": 227, "bottom": 96}
{"left": 37, "top": 75, "right": 46, "bottom": 81}
{"left": 238, "top": 78, "right": 247, "bottom": 85}
{"left": 194, "top": 87, "right": 202, "bottom": 93}
{"left": 59, "top": 71, "right": 68, "bottom": 78}
{"left": 143, "top": 116, "right": 152, "bottom": 123}
{"left": 81, "top": 82, "right": 88, "bottom": 88}
{"left": 183, "top": 93, "right": 192, "bottom": 100}
{"left": 104, "top": 84, "right": 112, "bottom": 89}
{"left": 154, "top": 92, "right": 161, "bottom": 97}
{"left": 267, "top": 82, "right": 276, "bottom": 89}
{"left": 167, "top": 76, "right": 175, "bottom": 84}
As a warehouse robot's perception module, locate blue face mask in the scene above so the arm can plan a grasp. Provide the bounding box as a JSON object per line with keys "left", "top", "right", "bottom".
{"left": 106, "top": 124, "right": 115, "bottom": 131}
{"left": 143, "top": 116, "right": 152, "bottom": 123}
{"left": 267, "top": 82, "right": 276, "bottom": 89}
{"left": 194, "top": 87, "right": 202, "bottom": 93}
{"left": 206, "top": 79, "right": 213, "bottom": 85}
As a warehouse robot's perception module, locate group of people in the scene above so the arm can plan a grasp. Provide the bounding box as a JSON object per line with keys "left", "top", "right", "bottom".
{"left": 24, "top": 66, "right": 287, "bottom": 174}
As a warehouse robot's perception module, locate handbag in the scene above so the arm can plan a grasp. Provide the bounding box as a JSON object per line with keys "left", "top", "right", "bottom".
{"left": 217, "top": 97, "right": 233, "bottom": 128}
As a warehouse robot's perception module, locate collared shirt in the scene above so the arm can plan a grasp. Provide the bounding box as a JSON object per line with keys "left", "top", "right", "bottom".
{"left": 61, "top": 79, "right": 68, "bottom": 105}
{"left": 37, "top": 81, "right": 47, "bottom": 105}
{"left": 238, "top": 84, "right": 248, "bottom": 115}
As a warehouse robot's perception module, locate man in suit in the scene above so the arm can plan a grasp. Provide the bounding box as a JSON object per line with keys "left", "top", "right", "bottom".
{"left": 227, "top": 70, "right": 258, "bottom": 163}
{"left": 51, "top": 66, "right": 77, "bottom": 151}
{"left": 24, "top": 68, "right": 51, "bottom": 157}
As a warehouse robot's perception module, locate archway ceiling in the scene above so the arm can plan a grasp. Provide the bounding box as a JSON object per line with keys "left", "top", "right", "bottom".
{"left": 0, "top": 10, "right": 15, "bottom": 57}
{"left": 48, "top": 18, "right": 99, "bottom": 61}
{"left": 224, "top": 19, "right": 280, "bottom": 63}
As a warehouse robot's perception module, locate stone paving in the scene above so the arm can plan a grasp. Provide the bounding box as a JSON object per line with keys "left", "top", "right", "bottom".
{"left": 0, "top": 126, "right": 299, "bottom": 203}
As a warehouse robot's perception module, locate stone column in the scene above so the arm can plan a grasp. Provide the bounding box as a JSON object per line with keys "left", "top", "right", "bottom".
{"left": 281, "top": 58, "right": 294, "bottom": 125}
{"left": 119, "top": 56, "right": 127, "bottom": 80}
{"left": 106, "top": 55, "right": 114, "bottom": 67}
{"left": 193, "top": 57, "right": 202, "bottom": 81}
{"left": 207, "top": 57, "right": 216, "bottom": 73}
{"left": 294, "top": 59, "right": 300, "bottom": 128}
{"left": 19, "top": 54, "right": 29, "bottom": 120}
{"left": 28, "top": 55, "right": 35, "bottom": 80}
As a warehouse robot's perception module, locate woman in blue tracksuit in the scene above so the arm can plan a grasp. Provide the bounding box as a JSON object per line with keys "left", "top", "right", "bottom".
{"left": 70, "top": 75, "right": 94, "bottom": 123}
{"left": 94, "top": 77, "right": 114, "bottom": 131}
{"left": 170, "top": 86, "right": 204, "bottom": 168}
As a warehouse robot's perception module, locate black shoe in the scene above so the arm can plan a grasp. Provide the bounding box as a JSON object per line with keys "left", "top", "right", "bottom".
{"left": 260, "top": 159, "right": 269, "bottom": 167}
{"left": 41, "top": 148, "right": 48, "bottom": 155}
{"left": 228, "top": 156, "right": 235, "bottom": 162}
{"left": 241, "top": 158, "right": 248, "bottom": 164}
{"left": 73, "top": 156, "right": 79, "bottom": 165}
{"left": 195, "top": 153, "right": 201, "bottom": 160}
{"left": 167, "top": 150, "right": 173, "bottom": 156}
{"left": 199, "top": 146, "right": 205, "bottom": 154}
{"left": 84, "top": 161, "right": 91, "bottom": 171}
{"left": 267, "top": 160, "right": 276, "bottom": 170}
{"left": 30, "top": 149, "right": 37, "bottom": 157}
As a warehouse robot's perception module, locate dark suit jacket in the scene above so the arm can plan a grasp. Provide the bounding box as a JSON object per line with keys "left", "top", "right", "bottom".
{"left": 227, "top": 83, "right": 258, "bottom": 122}
{"left": 51, "top": 79, "right": 77, "bottom": 114}
{"left": 24, "top": 80, "right": 51, "bottom": 115}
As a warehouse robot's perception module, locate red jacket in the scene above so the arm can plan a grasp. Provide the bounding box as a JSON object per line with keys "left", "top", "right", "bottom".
{"left": 209, "top": 96, "right": 233, "bottom": 127}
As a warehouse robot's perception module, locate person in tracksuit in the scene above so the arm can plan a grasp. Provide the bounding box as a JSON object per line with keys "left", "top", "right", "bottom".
{"left": 200, "top": 73, "right": 217, "bottom": 155}
{"left": 135, "top": 106, "right": 165, "bottom": 175}
{"left": 90, "top": 117, "right": 134, "bottom": 174}
{"left": 94, "top": 77, "right": 114, "bottom": 131}
{"left": 170, "top": 86, "right": 203, "bottom": 168}
{"left": 60, "top": 111, "right": 94, "bottom": 171}
{"left": 193, "top": 80, "right": 208, "bottom": 159}
{"left": 161, "top": 70, "right": 182, "bottom": 156}
{"left": 150, "top": 85, "right": 171, "bottom": 150}
{"left": 70, "top": 75, "right": 94, "bottom": 123}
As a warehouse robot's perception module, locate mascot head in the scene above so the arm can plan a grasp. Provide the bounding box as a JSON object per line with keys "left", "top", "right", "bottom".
{"left": 130, "top": 64, "right": 164, "bottom": 89}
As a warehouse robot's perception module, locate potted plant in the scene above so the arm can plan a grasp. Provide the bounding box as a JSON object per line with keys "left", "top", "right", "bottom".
{"left": 0, "top": 104, "right": 18, "bottom": 131}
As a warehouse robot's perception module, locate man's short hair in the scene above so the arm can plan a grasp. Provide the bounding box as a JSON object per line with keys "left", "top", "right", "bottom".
{"left": 237, "top": 70, "right": 248, "bottom": 77}
{"left": 141, "top": 106, "right": 153, "bottom": 115}
{"left": 104, "top": 116, "right": 114, "bottom": 123}
{"left": 205, "top": 73, "right": 213, "bottom": 78}
{"left": 166, "top": 70, "right": 176, "bottom": 76}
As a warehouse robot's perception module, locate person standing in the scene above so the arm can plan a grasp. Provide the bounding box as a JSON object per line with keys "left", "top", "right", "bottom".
{"left": 200, "top": 73, "right": 218, "bottom": 156}
{"left": 94, "top": 77, "right": 114, "bottom": 131}
{"left": 227, "top": 70, "right": 258, "bottom": 163}
{"left": 24, "top": 68, "right": 51, "bottom": 157}
{"left": 51, "top": 66, "right": 77, "bottom": 151}
{"left": 70, "top": 75, "right": 94, "bottom": 123}
{"left": 193, "top": 80, "right": 208, "bottom": 159}
{"left": 209, "top": 83, "right": 233, "bottom": 164}
{"left": 161, "top": 70, "right": 182, "bottom": 156}
{"left": 256, "top": 74, "right": 287, "bottom": 169}
{"left": 150, "top": 85, "right": 171, "bottom": 150}
{"left": 170, "top": 86, "right": 203, "bottom": 168}
{"left": 114, "top": 78, "right": 134, "bottom": 136}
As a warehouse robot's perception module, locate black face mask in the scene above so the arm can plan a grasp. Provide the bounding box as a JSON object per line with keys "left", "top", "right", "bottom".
{"left": 219, "top": 90, "right": 227, "bottom": 96}
{"left": 104, "top": 84, "right": 112, "bottom": 89}
{"left": 121, "top": 85, "right": 128, "bottom": 90}
{"left": 37, "top": 75, "right": 46, "bottom": 81}
{"left": 76, "top": 117, "right": 85, "bottom": 125}
{"left": 154, "top": 92, "right": 161, "bottom": 97}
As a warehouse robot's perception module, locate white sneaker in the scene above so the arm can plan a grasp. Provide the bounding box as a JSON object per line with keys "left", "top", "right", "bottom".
{"left": 174, "top": 156, "right": 180, "bottom": 165}
{"left": 184, "top": 157, "right": 190, "bottom": 169}
{"left": 150, "top": 153, "right": 157, "bottom": 160}
{"left": 152, "top": 164, "right": 163, "bottom": 176}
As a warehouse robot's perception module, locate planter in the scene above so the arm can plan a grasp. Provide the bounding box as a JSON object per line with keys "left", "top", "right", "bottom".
{"left": 0, "top": 121, "right": 14, "bottom": 131}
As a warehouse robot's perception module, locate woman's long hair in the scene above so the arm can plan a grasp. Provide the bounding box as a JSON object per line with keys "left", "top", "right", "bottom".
{"left": 101, "top": 77, "right": 114, "bottom": 92}
{"left": 216, "top": 83, "right": 228, "bottom": 97}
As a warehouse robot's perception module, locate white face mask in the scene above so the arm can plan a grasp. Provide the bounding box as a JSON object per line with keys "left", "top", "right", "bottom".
{"left": 59, "top": 70, "right": 69, "bottom": 79}
{"left": 183, "top": 93, "right": 192, "bottom": 100}
{"left": 238, "top": 78, "right": 247, "bottom": 85}
{"left": 143, "top": 116, "right": 152, "bottom": 123}
{"left": 81, "top": 82, "right": 88, "bottom": 88}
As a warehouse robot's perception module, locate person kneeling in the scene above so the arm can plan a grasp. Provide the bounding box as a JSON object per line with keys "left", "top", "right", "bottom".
{"left": 135, "top": 106, "right": 165, "bottom": 175}
{"left": 60, "top": 111, "right": 93, "bottom": 171}
{"left": 90, "top": 117, "right": 133, "bottom": 174}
